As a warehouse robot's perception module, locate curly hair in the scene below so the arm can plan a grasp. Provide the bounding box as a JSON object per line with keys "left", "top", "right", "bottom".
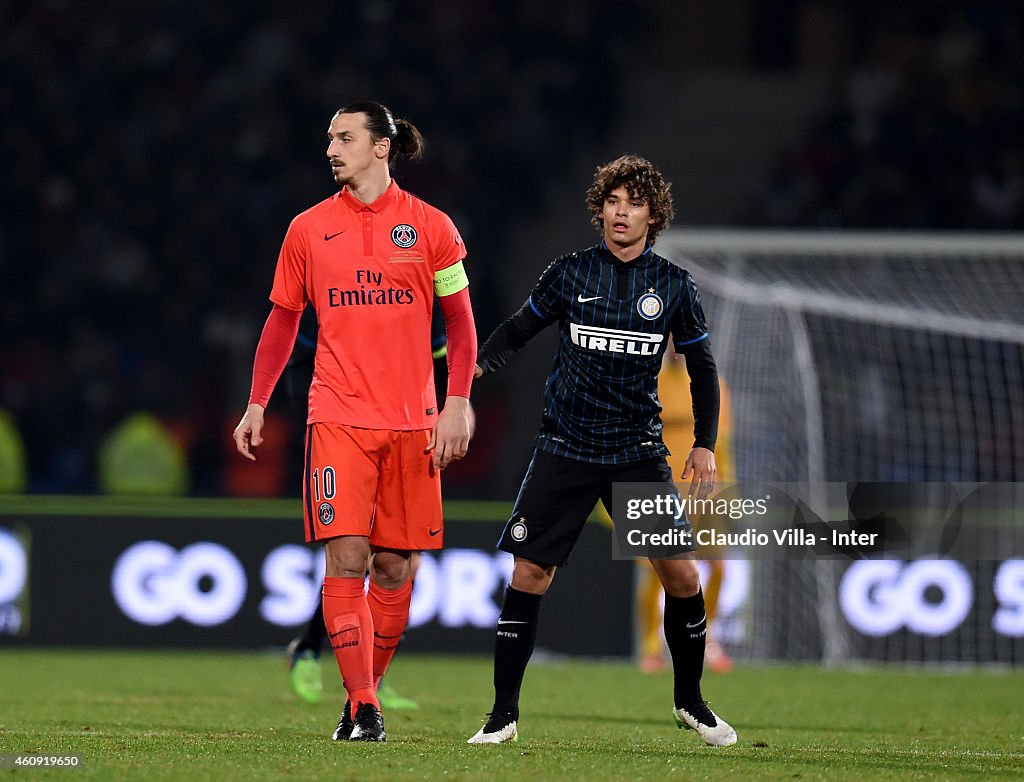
{"left": 586, "top": 155, "right": 675, "bottom": 243}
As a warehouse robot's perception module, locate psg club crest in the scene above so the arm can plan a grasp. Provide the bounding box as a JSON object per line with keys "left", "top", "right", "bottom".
{"left": 636, "top": 292, "right": 663, "bottom": 320}
{"left": 391, "top": 224, "right": 418, "bottom": 248}
{"left": 318, "top": 502, "right": 335, "bottom": 525}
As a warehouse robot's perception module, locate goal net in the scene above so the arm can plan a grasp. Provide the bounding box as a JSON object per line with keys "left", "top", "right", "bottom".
{"left": 659, "top": 229, "right": 1024, "bottom": 665}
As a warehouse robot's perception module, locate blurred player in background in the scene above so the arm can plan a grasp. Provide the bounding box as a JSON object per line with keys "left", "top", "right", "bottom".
{"left": 639, "top": 352, "right": 735, "bottom": 674}
{"left": 233, "top": 101, "right": 476, "bottom": 742}
{"left": 467, "top": 155, "right": 736, "bottom": 747}
{"left": 284, "top": 309, "right": 453, "bottom": 709}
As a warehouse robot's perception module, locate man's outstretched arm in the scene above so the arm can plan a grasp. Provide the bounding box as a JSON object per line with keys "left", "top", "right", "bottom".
{"left": 475, "top": 296, "right": 555, "bottom": 377}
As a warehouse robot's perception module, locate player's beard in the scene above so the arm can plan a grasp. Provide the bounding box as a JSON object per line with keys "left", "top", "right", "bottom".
{"left": 330, "top": 161, "right": 351, "bottom": 187}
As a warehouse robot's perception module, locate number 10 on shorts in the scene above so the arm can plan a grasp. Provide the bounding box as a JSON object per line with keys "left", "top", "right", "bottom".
{"left": 310, "top": 466, "right": 336, "bottom": 502}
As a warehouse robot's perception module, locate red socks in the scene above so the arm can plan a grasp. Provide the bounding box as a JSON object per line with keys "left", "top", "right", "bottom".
{"left": 367, "top": 579, "right": 413, "bottom": 689}
{"left": 322, "top": 576, "right": 378, "bottom": 711}
{"left": 323, "top": 576, "right": 414, "bottom": 708}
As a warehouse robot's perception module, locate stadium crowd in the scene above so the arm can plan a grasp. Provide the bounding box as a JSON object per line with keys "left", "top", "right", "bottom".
{"left": 745, "top": 3, "right": 1024, "bottom": 229}
{"left": 3, "top": 1, "right": 1022, "bottom": 495}
{"left": 2, "top": 0, "right": 615, "bottom": 494}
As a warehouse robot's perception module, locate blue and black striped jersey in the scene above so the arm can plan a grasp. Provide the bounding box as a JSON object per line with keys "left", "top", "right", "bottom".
{"left": 479, "top": 241, "right": 718, "bottom": 464}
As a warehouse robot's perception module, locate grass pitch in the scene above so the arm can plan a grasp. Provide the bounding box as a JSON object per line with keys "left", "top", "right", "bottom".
{"left": 1, "top": 650, "right": 1021, "bottom": 781}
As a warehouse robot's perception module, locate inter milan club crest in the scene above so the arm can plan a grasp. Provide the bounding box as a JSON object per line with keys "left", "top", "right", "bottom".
{"left": 391, "top": 224, "right": 418, "bottom": 248}
{"left": 318, "top": 502, "right": 335, "bottom": 525}
{"left": 510, "top": 517, "right": 528, "bottom": 542}
{"left": 636, "top": 290, "right": 663, "bottom": 320}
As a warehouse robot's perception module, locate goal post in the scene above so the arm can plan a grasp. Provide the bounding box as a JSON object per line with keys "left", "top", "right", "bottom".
{"left": 658, "top": 229, "right": 1024, "bottom": 664}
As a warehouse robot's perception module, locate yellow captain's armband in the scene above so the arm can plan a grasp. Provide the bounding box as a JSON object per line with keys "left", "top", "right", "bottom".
{"left": 434, "top": 260, "right": 469, "bottom": 296}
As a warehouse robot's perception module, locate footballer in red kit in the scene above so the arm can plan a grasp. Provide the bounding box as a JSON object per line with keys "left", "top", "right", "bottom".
{"left": 233, "top": 102, "right": 477, "bottom": 742}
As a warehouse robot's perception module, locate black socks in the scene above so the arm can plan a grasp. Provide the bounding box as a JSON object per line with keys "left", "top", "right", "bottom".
{"left": 492, "top": 586, "right": 543, "bottom": 720}
{"left": 663, "top": 589, "right": 707, "bottom": 709}
{"left": 299, "top": 601, "right": 327, "bottom": 653}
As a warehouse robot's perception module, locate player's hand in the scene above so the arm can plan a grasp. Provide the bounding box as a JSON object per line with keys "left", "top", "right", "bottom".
{"left": 233, "top": 403, "right": 266, "bottom": 462}
{"left": 473, "top": 364, "right": 483, "bottom": 379}
{"left": 681, "top": 447, "right": 716, "bottom": 499}
{"left": 426, "top": 396, "right": 472, "bottom": 470}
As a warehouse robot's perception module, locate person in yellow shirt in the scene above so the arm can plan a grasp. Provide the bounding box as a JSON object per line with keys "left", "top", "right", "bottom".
{"left": 639, "top": 349, "right": 735, "bottom": 674}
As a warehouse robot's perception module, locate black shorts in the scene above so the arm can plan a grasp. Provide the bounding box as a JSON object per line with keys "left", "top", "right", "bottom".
{"left": 498, "top": 448, "right": 686, "bottom": 567}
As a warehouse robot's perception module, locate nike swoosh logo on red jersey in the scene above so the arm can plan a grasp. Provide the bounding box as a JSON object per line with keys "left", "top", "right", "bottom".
{"left": 324, "top": 230, "right": 346, "bottom": 241}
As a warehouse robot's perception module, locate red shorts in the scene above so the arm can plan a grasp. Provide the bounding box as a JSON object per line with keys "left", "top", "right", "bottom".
{"left": 302, "top": 423, "right": 443, "bottom": 549}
